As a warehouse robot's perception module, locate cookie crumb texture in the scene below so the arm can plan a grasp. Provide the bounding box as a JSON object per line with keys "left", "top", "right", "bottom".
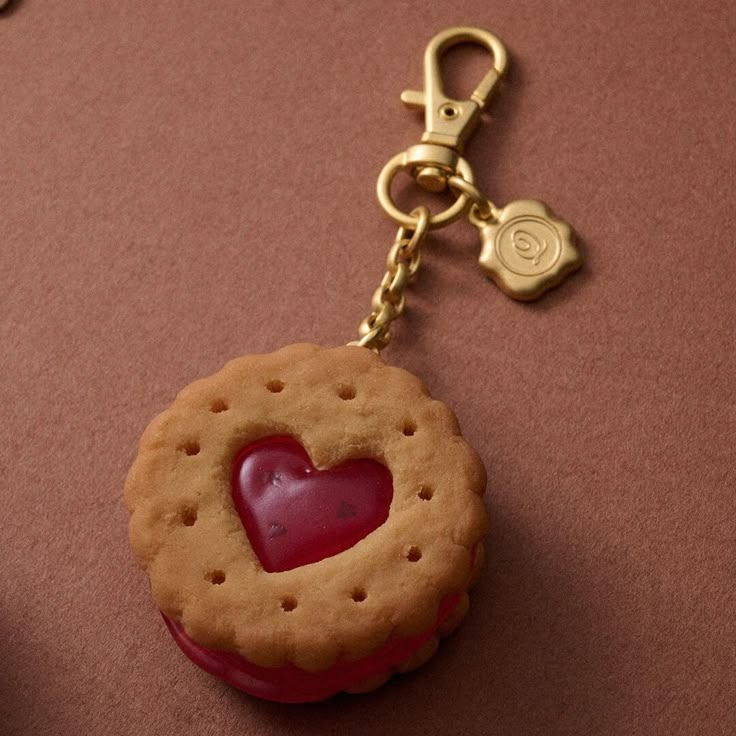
{"left": 125, "top": 343, "right": 487, "bottom": 700}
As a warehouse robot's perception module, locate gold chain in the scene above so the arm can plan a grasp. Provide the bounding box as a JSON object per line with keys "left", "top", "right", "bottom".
{"left": 347, "top": 207, "right": 430, "bottom": 352}
{"left": 348, "top": 173, "right": 500, "bottom": 353}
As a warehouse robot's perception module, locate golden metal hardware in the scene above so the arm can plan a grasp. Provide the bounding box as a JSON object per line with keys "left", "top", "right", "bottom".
{"left": 347, "top": 207, "right": 430, "bottom": 352}
{"left": 376, "top": 27, "right": 507, "bottom": 227}
{"left": 400, "top": 26, "right": 508, "bottom": 153}
{"left": 354, "top": 27, "right": 579, "bottom": 352}
{"left": 376, "top": 149, "right": 476, "bottom": 230}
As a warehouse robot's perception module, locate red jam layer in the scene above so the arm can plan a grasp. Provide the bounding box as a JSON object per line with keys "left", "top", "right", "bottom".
{"left": 231, "top": 436, "right": 393, "bottom": 572}
{"left": 164, "top": 591, "right": 461, "bottom": 703}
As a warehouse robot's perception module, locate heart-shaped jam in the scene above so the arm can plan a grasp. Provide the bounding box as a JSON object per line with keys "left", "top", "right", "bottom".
{"left": 232, "top": 436, "right": 393, "bottom": 572}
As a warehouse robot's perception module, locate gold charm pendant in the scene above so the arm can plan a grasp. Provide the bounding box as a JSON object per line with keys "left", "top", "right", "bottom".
{"left": 471, "top": 199, "right": 581, "bottom": 301}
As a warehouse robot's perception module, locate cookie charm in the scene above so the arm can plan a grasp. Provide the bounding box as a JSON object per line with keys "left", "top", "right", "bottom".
{"left": 125, "top": 27, "right": 582, "bottom": 702}
{"left": 126, "top": 345, "right": 485, "bottom": 701}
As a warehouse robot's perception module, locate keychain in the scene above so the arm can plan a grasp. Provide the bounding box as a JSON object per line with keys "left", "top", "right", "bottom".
{"left": 125, "top": 26, "right": 581, "bottom": 703}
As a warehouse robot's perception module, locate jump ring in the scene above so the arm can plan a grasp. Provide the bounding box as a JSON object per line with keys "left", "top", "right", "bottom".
{"left": 447, "top": 175, "right": 496, "bottom": 220}
{"left": 377, "top": 153, "right": 474, "bottom": 229}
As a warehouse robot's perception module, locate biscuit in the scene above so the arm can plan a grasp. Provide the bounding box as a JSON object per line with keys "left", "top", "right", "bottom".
{"left": 125, "top": 343, "right": 487, "bottom": 697}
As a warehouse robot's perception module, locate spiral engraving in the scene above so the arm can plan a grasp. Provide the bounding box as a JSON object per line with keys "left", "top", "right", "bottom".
{"left": 496, "top": 215, "right": 561, "bottom": 276}
{"left": 511, "top": 228, "right": 548, "bottom": 265}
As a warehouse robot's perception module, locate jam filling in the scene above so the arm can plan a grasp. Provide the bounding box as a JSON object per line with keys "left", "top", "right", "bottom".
{"left": 231, "top": 436, "right": 393, "bottom": 572}
{"left": 164, "top": 592, "right": 461, "bottom": 703}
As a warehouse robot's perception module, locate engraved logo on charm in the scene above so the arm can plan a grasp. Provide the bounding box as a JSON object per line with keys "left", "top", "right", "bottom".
{"left": 472, "top": 199, "right": 582, "bottom": 301}
{"left": 496, "top": 216, "right": 561, "bottom": 276}
{"left": 512, "top": 228, "right": 547, "bottom": 264}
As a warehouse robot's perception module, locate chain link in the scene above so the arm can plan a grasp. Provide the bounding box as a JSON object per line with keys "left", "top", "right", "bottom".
{"left": 348, "top": 207, "right": 429, "bottom": 352}
{"left": 350, "top": 169, "right": 498, "bottom": 352}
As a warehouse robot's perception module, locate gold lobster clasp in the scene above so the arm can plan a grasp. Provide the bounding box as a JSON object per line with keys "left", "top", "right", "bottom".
{"left": 376, "top": 27, "right": 509, "bottom": 227}
{"left": 401, "top": 27, "right": 508, "bottom": 152}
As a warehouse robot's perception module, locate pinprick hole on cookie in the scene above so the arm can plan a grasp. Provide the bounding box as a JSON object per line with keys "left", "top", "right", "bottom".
{"left": 266, "top": 379, "right": 285, "bottom": 393}
{"left": 205, "top": 569, "right": 226, "bottom": 585}
{"left": 178, "top": 441, "right": 200, "bottom": 456}
{"left": 337, "top": 384, "right": 356, "bottom": 401}
{"left": 402, "top": 422, "right": 417, "bottom": 437}
{"left": 406, "top": 546, "right": 422, "bottom": 562}
{"left": 210, "top": 399, "right": 228, "bottom": 413}
{"left": 417, "top": 485, "right": 433, "bottom": 501}
{"left": 351, "top": 588, "right": 367, "bottom": 603}
{"left": 179, "top": 506, "right": 198, "bottom": 526}
{"left": 280, "top": 596, "right": 297, "bottom": 612}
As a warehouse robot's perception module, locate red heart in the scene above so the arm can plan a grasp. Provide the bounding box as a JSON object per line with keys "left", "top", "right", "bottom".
{"left": 232, "top": 436, "right": 393, "bottom": 572}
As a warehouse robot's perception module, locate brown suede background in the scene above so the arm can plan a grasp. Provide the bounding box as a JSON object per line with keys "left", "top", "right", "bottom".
{"left": 1, "top": 1, "right": 734, "bottom": 734}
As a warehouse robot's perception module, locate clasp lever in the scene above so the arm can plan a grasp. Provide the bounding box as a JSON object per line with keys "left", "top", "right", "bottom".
{"left": 401, "top": 27, "right": 508, "bottom": 152}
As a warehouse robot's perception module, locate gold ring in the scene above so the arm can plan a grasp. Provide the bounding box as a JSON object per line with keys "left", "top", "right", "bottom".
{"left": 376, "top": 153, "right": 474, "bottom": 229}
{"left": 447, "top": 175, "right": 495, "bottom": 220}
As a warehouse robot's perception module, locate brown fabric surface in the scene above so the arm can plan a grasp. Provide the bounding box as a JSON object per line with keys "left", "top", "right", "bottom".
{"left": 1, "top": 1, "right": 734, "bottom": 734}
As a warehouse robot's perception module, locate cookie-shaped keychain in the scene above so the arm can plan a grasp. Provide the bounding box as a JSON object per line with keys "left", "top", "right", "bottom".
{"left": 125, "top": 27, "right": 582, "bottom": 703}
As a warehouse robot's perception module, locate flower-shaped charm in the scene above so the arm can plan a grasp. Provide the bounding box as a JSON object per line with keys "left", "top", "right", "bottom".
{"left": 471, "top": 199, "right": 582, "bottom": 301}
